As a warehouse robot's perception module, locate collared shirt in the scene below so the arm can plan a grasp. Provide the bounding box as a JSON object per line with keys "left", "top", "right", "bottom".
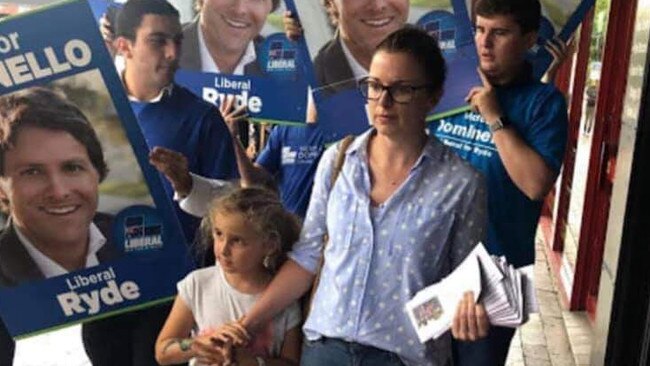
{"left": 198, "top": 23, "right": 257, "bottom": 75}
{"left": 340, "top": 38, "right": 369, "bottom": 80}
{"left": 120, "top": 70, "right": 173, "bottom": 103}
{"left": 126, "top": 84, "right": 173, "bottom": 103}
{"left": 15, "top": 223, "right": 106, "bottom": 278}
{"left": 289, "top": 129, "right": 487, "bottom": 366}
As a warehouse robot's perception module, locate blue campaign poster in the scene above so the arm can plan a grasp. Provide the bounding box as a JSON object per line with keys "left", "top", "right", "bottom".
{"left": 288, "top": 0, "right": 481, "bottom": 142}
{"left": 173, "top": 0, "right": 310, "bottom": 125}
{"left": 87, "top": 0, "right": 120, "bottom": 20}
{"left": 0, "top": 0, "right": 193, "bottom": 337}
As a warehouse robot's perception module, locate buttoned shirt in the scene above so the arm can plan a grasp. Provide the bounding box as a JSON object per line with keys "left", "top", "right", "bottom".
{"left": 339, "top": 37, "right": 368, "bottom": 81}
{"left": 120, "top": 71, "right": 173, "bottom": 103}
{"left": 289, "top": 129, "right": 487, "bottom": 366}
{"left": 15, "top": 222, "right": 106, "bottom": 278}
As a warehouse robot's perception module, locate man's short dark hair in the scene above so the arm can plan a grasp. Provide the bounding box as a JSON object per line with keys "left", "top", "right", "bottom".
{"left": 0, "top": 87, "right": 108, "bottom": 181}
{"left": 375, "top": 26, "right": 447, "bottom": 94}
{"left": 116, "top": 0, "right": 180, "bottom": 40}
{"left": 474, "top": 0, "right": 541, "bottom": 34}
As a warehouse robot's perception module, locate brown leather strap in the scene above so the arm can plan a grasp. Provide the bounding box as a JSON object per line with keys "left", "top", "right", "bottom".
{"left": 304, "top": 135, "right": 355, "bottom": 317}
{"left": 330, "top": 135, "right": 355, "bottom": 187}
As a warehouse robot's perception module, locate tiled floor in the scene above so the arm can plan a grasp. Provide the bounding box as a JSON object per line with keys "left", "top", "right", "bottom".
{"left": 505, "top": 235, "right": 593, "bottom": 366}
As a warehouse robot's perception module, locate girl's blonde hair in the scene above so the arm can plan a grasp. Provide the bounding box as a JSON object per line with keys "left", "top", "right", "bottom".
{"left": 201, "top": 187, "right": 301, "bottom": 272}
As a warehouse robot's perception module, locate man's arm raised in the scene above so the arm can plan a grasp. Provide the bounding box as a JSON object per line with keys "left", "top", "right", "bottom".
{"left": 468, "top": 69, "right": 559, "bottom": 200}
{"left": 220, "top": 96, "right": 276, "bottom": 189}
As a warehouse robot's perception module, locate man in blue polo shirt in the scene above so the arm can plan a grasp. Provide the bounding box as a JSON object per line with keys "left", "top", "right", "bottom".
{"left": 226, "top": 111, "right": 324, "bottom": 218}
{"left": 252, "top": 124, "right": 324, "bottom": 217}
{"left": 114, "top": 0, "right": 237, "bottom": 246}
{"left": 432, "top": 0, "right": 568, "bottom": 364}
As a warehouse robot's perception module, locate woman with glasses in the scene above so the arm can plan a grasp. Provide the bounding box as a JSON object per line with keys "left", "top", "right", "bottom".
{"left": 223, "top": 27, "right": 490, "bottom": 366}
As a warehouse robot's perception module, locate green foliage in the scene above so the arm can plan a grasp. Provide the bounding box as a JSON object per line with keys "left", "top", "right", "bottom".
{"left": 589, "top": 0, "right": 611, "bottom": 63}
{"left": 594, "top": 0, "right": 611, "bottom": 16}
{"left": 410, "top": 0, "right": 452, "bottom": 8}
{"left": 99, "top": 181, "right": 150, "bottom": 198}
{"left": 267, "top": 13, "right": 283, "bottom": 32}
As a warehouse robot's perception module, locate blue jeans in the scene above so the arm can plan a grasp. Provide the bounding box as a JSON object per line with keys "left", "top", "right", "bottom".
{"left": 452, "top": 326, "right": 516, "bottom": 366}
{"left": 301, "top": 337, "right": 405, "bottom": 366}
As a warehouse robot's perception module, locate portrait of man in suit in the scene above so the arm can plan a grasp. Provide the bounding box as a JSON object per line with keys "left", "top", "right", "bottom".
{"left": 0, "top": 86, "right": 126, "bottom": 364}
{"left": 0, "top": 87, "right": 120, "bottom": 288}
{"left": 180, "top": 0, "right": 281, "bottom": 75}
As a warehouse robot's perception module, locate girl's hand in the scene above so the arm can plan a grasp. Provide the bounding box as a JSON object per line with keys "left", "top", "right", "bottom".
{"left": 209, "top": 321, "right": 251, "bottom": 348}
{"left": 191, "top": 334, "right": 227, "bottom": 365}
{"left": 452, "top": 291, "right": 490, "bottom": 341}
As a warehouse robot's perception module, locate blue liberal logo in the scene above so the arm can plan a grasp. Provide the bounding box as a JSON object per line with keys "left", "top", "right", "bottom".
{"left": 260, "top": 34, "right": 299, "bottom": 78}
{"left": 114, "top": 206, "right": 165, "bottom": 254}
{"left": 123, "top": 214, "right": 163, "bottom": 252}
{"left": 417, "top": 11, "right": 458, "bottom": 57}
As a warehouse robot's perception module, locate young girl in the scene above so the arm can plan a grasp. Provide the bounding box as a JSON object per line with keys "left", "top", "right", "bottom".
{"left": 155, "top": 187, "right": 302, "bottom": 366}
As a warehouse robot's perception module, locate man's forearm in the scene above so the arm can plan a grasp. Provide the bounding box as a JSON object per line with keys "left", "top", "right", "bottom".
{"left": 231, "top": 135, "right": 275, "bottom": 188}
{"left": 492, "top": 128, "right": 557, "bottom": 200}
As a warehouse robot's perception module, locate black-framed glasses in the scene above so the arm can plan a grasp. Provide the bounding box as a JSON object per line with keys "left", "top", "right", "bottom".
{"left": 357, "top": 77, "right": 433, "bottom": 104}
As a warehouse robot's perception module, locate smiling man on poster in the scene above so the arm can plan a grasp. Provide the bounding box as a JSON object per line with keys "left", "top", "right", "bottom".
{"left": 0, "top": 87, "right": 121, "bottom": 366}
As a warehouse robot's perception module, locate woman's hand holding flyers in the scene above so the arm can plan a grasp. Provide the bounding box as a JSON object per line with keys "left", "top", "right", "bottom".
{"left": 452, "top": 291, "right": 490, "bottom": 341}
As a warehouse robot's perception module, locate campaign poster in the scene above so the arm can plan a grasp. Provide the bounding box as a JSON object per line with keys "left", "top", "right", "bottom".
{"left": 0, "top": 0, "right": 192, "bottom": 337}
{"left": 289, "top": 0, "right": 481, "bottom": 142}
{"left": 87, "top": 0, "right": 124, "bottom": 25}
{"left": 172, "top": 0, "right": 310, "bottom": 126}
{"left": 532, "top": 0, "right": 595, "bottom": 77}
